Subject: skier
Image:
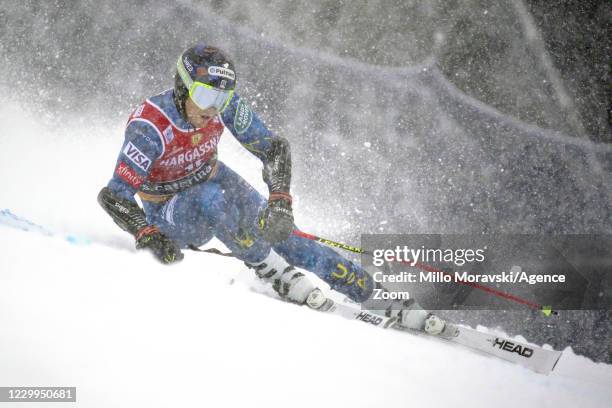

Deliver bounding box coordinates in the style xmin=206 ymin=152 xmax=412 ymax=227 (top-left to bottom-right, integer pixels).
xmin=97 ymin=43 xmax=455 ymax=337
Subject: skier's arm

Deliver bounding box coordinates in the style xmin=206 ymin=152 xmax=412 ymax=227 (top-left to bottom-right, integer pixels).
xmin=98 ymin=121 xmax=183 ymax=263
xmin=221 ymin=94 xmax=294 ymax=242
xmin=105 ymin=121 xmax=160 ymax=202
xmin=220 ymin=94 xmax=277 ymax=162
xmin=221 ymin=94 xmax=291 ymax=195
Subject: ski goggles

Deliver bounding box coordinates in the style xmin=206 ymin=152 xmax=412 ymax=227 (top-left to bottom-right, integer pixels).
xmin=177 ymin=56 xmax=234 ymax=112
xmin=188 ymin=82 xmax=234 ymax=112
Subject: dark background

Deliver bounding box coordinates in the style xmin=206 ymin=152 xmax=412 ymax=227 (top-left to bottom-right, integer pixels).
xmin=527 ymin=0 xmax=610 ymax=142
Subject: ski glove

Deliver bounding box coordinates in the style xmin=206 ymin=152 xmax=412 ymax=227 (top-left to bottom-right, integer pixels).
xmin=258 ymin=193 xmax=294 ymax=243
xmin=135 ymin=226 xmax=184 ymax=264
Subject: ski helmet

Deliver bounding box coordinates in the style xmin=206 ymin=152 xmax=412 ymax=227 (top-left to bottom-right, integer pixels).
xmin=173 ymin=44 xmax=237 ymax=121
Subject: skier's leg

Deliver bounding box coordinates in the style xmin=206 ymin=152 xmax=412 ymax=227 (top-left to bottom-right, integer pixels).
xmin=143 ymin=162 xmax=270 ymax=259
xmin=142 ymin=189 xmax=215 ymax=248
xmin=142 ymin=166 xmax=318 ymax=303
xmin=274 ymin=235 xmax=455 ymax=335
xmin=200 ymin=162 xmax=322 ymax=304
xmin=205 ymin=164 xmax=447 ymax=330
xmin=274 ymin=236 xmax=374 ymax=302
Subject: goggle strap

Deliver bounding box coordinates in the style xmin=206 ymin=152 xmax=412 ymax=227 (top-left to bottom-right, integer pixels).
xmin=177 ymin=55 xmax=194 ymax=89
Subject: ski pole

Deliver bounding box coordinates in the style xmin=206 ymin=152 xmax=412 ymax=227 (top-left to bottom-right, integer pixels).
xmin=291 ymin=230 xmax=558 ymax=316
xmin=292 ymin=230 xmax=369 ymax=254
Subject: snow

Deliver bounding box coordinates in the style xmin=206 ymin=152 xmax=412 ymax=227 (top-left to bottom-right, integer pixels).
xmin=1 ymin=104 xmax=611 ymax=408
xmin=1 ymin=225 xmax=611 ymax=408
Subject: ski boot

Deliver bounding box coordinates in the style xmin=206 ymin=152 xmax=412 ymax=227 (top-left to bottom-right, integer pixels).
xmin=390 ymin=298 xmax=459 ymax=338
xmin=246 ymin=249 xmax=333 ymax=310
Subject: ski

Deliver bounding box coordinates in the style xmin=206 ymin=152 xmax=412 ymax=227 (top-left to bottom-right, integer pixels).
xmin=449 ymin=326 xmax=562 ymax=374
xmin=312 ymin=298 xmax=562 ymax=375
xmin=394 ymin=322 xmax=562 ymax=374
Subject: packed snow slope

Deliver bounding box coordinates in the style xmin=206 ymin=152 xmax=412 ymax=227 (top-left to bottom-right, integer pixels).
xmin=1 ymin=104 xmax=611 ymax=408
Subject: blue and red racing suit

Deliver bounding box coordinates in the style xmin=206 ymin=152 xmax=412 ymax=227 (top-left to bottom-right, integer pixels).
xmin=105 ymin=89 xmax=373 ymax=302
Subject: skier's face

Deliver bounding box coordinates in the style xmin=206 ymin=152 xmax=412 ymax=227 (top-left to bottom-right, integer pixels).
xmin=185 ymin=97 xmax=219 ymax=128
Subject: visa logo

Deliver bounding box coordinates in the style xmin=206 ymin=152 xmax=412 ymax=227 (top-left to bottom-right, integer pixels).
xmin=122 ymin=141 xmax=152 ymax=172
